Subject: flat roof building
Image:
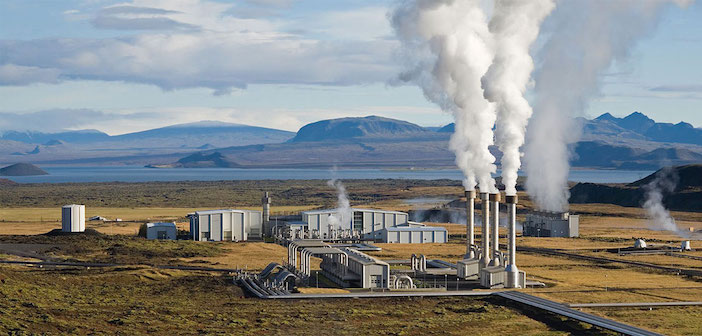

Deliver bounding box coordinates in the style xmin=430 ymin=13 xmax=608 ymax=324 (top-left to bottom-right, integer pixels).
xmin=523 ymin=212 xmax=579 ymax=238
xmin=381 ymin=225 xmax=448 ymax=244
xmin=189 ymin=209 xmax=262 ymax=242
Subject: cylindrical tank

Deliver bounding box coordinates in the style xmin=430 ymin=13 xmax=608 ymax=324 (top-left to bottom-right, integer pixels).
xmin=681 ymin=240 xmax=692 ymax=251
xmin=61 ymin=204 xmax=85 ymax=232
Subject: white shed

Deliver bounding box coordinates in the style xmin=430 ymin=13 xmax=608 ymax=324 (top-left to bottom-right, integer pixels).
xmin=189 ymin=209 xmax=262 ymax=242
xmin=146 ymin=222 xmax=177 ymax=240
xmin=301 ymin=208 xmax=409 ymax=239
xmin=61 ymin=204 xmax=85 ymax=232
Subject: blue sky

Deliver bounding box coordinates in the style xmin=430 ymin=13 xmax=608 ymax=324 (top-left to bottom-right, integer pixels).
xmin=0 ymin=0 xmax=700 ymax=135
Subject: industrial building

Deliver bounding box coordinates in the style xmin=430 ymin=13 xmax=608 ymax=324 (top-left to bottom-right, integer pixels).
xmin=286 ymin=239 xmax=390 ymax=289
xmin=61 ymin=204 xmax=85 ymax=233
xmin=145 ymin=222 xmax=177 ymax=240
xmin=189 ymin=209 xmax=262 ymax=242
xmin=380 ymin=225 xmax=447 ymax=244
xmin=272 ymin=208 xmax=446 ymax=243
xmin=321 ymin=247 xmax=390 ymax=288
xmin=523 ymin=212 xmax=579 ymax=237
xmin=301 ymin=208 xmax=409 ymax=239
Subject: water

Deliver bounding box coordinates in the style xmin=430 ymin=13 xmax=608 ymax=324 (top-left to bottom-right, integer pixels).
xmin=5 ymin=166 xmax=654 ymax=184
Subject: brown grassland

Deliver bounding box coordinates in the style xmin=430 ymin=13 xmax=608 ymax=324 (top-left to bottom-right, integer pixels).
xmin=0 ymin=180 xmax=701 ymax=334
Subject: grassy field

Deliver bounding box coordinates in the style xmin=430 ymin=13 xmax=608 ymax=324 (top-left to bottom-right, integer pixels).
xmin=0 ymin=265 xmax=574 ymax=335
xmin=1 ymin=179 xmax=701 ymax=334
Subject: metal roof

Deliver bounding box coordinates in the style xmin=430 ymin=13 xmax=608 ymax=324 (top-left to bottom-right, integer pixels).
xmin=146 ymin=222 xmax=176 ymax=228
xmin=382 ymin=226 xmax=447 ymax=232
xmin=194 ymin=209 xmax=261 ymax=215
xmin=341 ymin=247 xmax=389 ymax=266
xmin=302 ymin=208 xmax=407 ymax=215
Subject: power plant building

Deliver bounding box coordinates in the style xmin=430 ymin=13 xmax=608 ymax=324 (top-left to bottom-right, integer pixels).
xmin=523 ymin=212 xmax=579 ymax=238
xmin=145 ymin=222 xmax=177 ymax=240
xmin=320 ymin=247 xmax=390 ymax=288
xmin=301 ymin=208 xmax=409 ymax=240
xmin=61 ymin=204 xmax=85 ymax=233
xmin=381 ymin=225 xmax=447 ymax=244
xmin=189 ymin=209 xmax=262 ymax=242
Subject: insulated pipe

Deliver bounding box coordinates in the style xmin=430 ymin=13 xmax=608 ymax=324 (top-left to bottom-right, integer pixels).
xmin=480 ymin=192 xmax=491 ymax=269
xmin=464 ymin=190 xmax=477 ymax=259
xmin=489 ymin=193 xmax=501 ymax=267
xmin=505 ymin=195 xmax=520 ymax=288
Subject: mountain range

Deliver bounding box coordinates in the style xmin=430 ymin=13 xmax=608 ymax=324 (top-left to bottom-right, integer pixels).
xmin=0 ymin=112 xmax=700 ymax=170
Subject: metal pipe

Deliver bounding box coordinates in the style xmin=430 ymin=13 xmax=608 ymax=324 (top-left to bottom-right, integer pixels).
xmin=489 ymin=192 xmax=501 ymax=266
xmin=505 ymin=194 xmax=519 ymax=288
xmin=464 ymin=190 xmax=476 ymax=259
xmin=480 ymin=192 xmax=491 ymax=269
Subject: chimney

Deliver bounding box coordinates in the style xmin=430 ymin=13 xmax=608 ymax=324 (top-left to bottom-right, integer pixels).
xmin=489 ymin=192 xmax=501 ymax=266
xmin=505 ymin=194 xmax=520 ymax=288
xmin=262 ymin=192 xmax=271 ymax=232
xmin=464 ymin=190 xmax=476 ymax=259
xmin=480 ymin=192 xmax=491 ymax=269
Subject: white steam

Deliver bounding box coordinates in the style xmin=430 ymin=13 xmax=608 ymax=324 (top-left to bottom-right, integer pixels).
xmin=642 ymin=167 xmax=686 ymax=236
xmin=524 ymin=0 xmax=693 ymax=212
xmin=327 ymin=178 xmax=352 ymax=232
xmin=391 ymin=0 xmax=497 ymax=192
xmin=482 ymin=0 xmax=555 ymax=196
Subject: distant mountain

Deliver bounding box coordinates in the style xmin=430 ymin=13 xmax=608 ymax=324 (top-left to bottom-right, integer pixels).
xmin=1 ymin=129 xmax=109 ymax=144
xmin=108 ymin=121 xmax=294 ymax=148
xmin=0 ymin=163 xmax=48 ymax=176
xmin=592 ymin=112 xmax=702 ymax=145
xmin=0 ymin=121 xmax=294 ymax=149
xmin=290 ymin=116 xmax=428 ymax=142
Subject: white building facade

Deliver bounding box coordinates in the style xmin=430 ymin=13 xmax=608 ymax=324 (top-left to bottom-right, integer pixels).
xmin=189 ymin=209 xmax=262 ymax=242
xmin=146 ymin=222 xmax=177 ymax=240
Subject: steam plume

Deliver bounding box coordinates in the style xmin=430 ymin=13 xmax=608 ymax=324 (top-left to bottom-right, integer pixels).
xmin=391 ymin=0 xmax=497 ymax=192
xmin=642 ymin=167 xmax=686 ymax=236
xmin=482 ymin=0 xmax=555 ymax=196
xmin=327 ymin=177 xmax=352 ymax=232
xmin=524 ymin=0 xmax=693 ymax=211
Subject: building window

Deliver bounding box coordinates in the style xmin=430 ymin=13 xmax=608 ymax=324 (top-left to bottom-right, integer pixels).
xmin=200 ymin=232 xmax=210 ymax=241
xmin=223 ymin=231 xmax=232 ymax=240
xmin=157 ymin=230 xmax=167 ymax=239
xmin=353 ymin=212 xmax=363 ymax=231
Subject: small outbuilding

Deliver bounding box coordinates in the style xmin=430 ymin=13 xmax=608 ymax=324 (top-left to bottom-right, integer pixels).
xmin=62 ymin=204 xmax=85 ymax=233
xmin=146 ymin=222 xmax=177 ymax=240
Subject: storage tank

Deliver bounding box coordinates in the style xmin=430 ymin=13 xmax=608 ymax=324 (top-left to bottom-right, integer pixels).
xmin=681 ymin=240 xmax=692 ymax=251
xmin=634 ymin=238 xmax=647 ymax=249
xmin=62 ymin=204 xmax=86 ymax=232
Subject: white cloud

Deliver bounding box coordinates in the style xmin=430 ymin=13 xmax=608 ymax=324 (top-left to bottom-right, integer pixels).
xmin=0 ymin=64 xmax=61 ymax=86
xmin=0 ymin=0 xmax=397 ymax=93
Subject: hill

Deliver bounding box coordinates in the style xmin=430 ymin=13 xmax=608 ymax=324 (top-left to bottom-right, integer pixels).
xmin=290 ymin=116 xmax=428 ymax=142
xmin=569 ymin=164 xmax=702 ymax=211
xmin=1 ymin=129 xmax=109 ymax=144
xmin=0 ymin=163 xmax=49 ymax=176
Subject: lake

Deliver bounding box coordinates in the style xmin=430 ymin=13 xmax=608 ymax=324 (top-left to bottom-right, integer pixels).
xmin=5 ymin=166 xmax=654 ymax=184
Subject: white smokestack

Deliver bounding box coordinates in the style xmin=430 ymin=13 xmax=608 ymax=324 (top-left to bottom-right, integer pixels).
xmin=481 ymin=0 xmax=555 ymax=196
xmin=524 ymin=0 xmax=694 ymax=212
xmin=391 ymin=0 xmax=497 ymax=192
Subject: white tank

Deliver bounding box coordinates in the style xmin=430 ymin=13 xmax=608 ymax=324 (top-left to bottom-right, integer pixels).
xmin=681 ymin=240 xmax=692 ymax=251
xmin=62 ymin=204 xmax=86 ymax=232
xmin=634 ymin=238 xmax=647 ymax=249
